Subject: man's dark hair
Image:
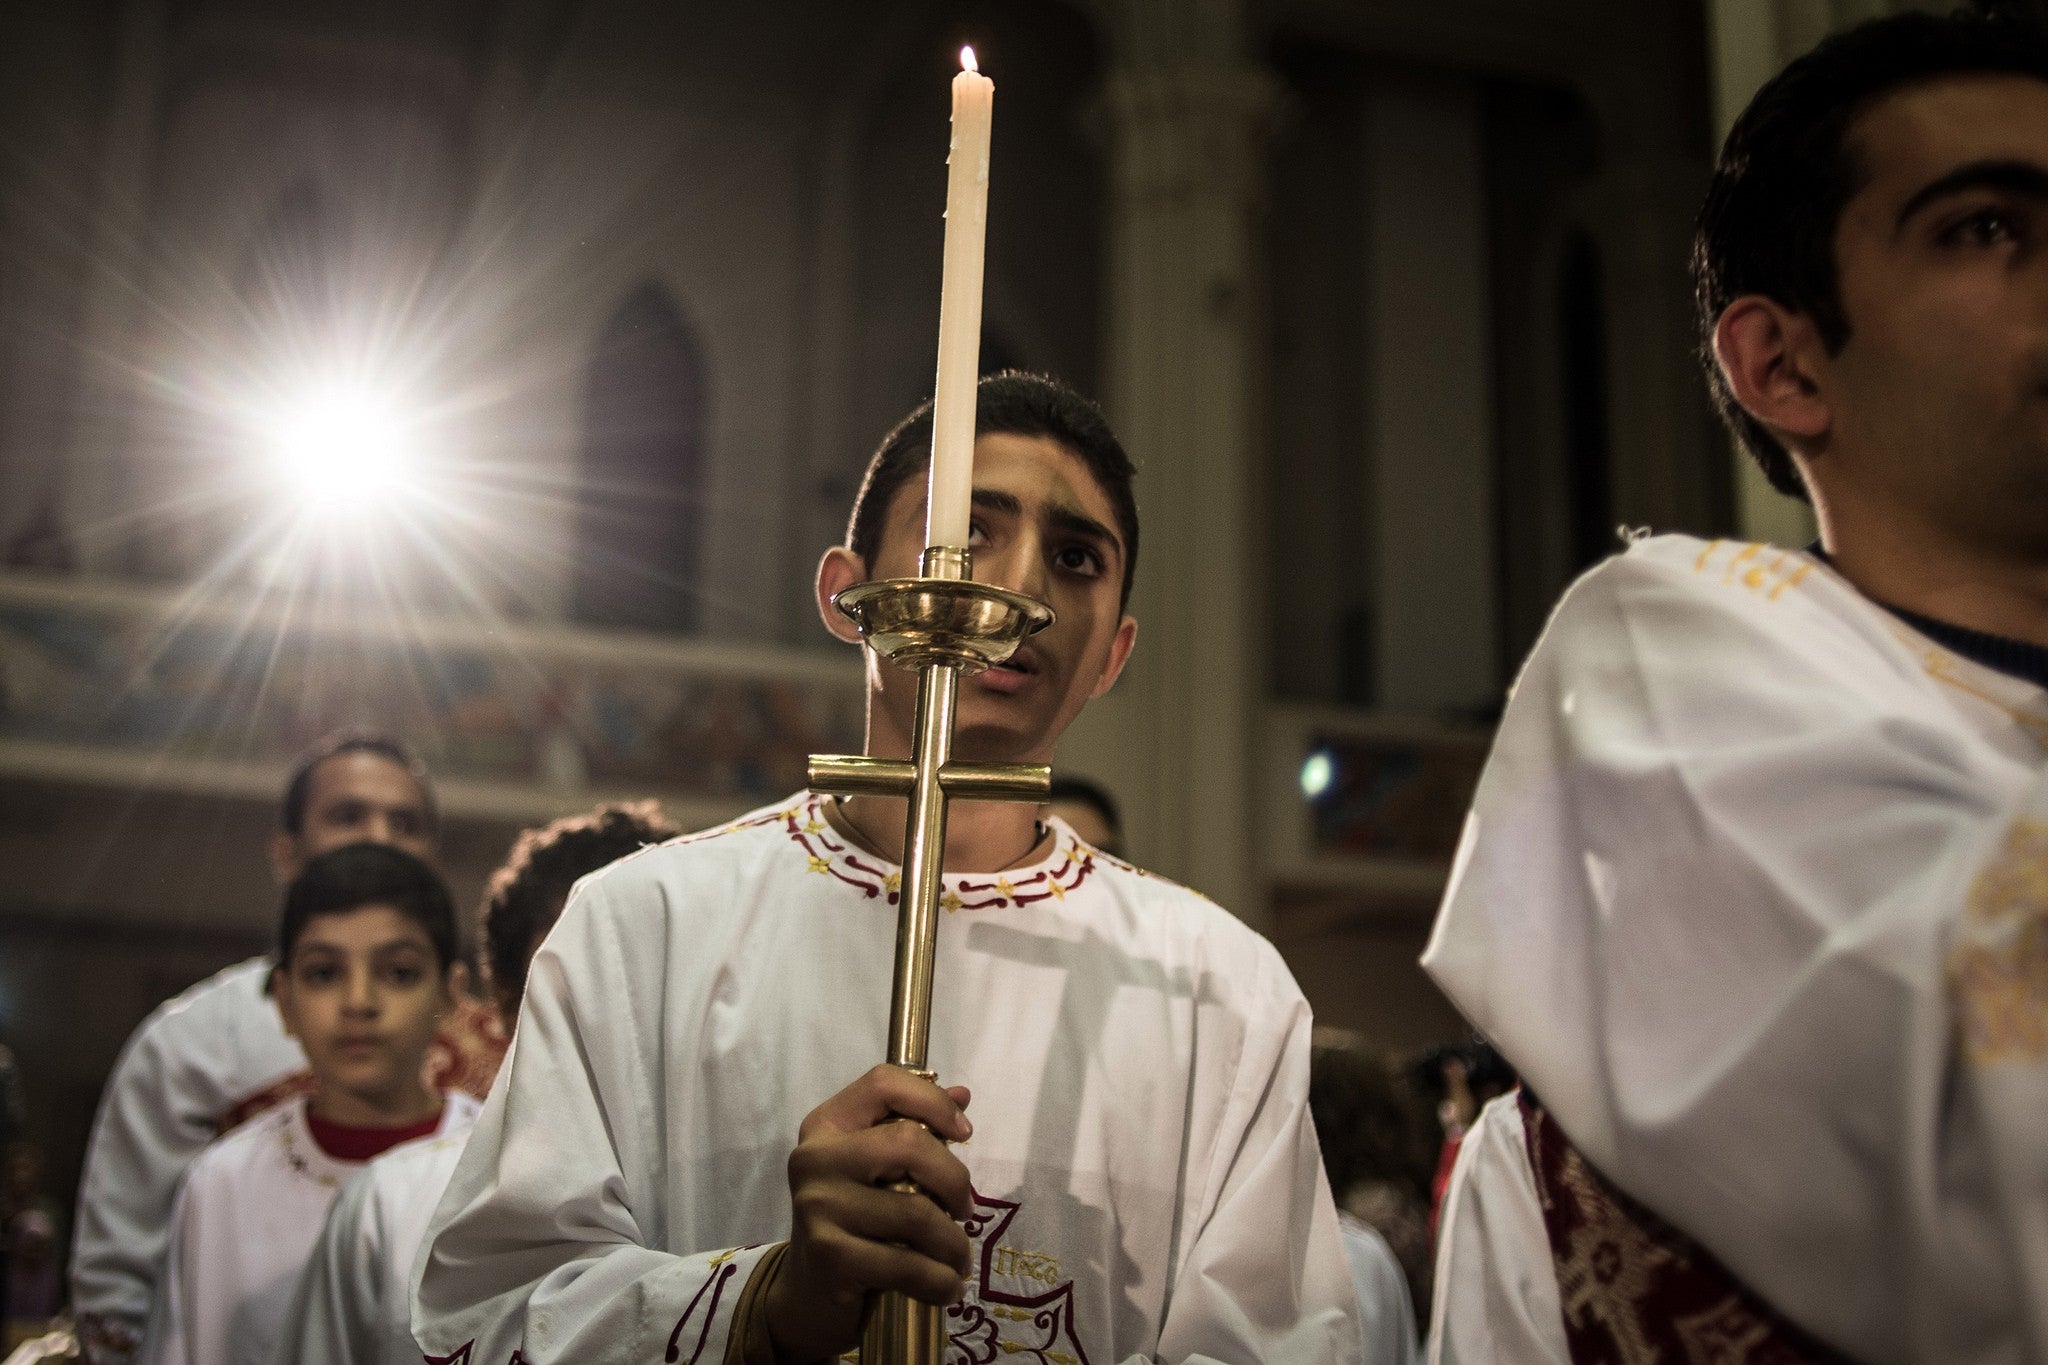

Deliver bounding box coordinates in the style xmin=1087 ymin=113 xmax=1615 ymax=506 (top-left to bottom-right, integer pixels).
xmin=280 ymin=730 xmax=437 ymax=835
xmin=845 ymin=371 xmax=1140 ymax=607
xmin=480 ymin=802 xmax=678 ymax=1011
xmin=279 ymin=842 xmax=459 ymax=971
xmin=1692 ymin=8 xmax=2048 ymax=499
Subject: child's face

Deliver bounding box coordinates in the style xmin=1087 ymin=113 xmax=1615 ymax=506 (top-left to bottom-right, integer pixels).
xmin=275 ymin=903 xmax=449 ymax=1114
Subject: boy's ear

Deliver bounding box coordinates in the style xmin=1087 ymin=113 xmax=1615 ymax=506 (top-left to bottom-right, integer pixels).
xmin=271 ymin=971 xmax=300 ymax=1040
xmin=815 ymin=547 xmax=869 ymax=646
xmin=1090 ymin=616 xmax=1138 ymax=699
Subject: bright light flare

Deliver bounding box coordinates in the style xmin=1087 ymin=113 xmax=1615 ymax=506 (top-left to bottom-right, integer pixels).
xmin=1300 ymin=749 xmax=1336 ymax=801
xmin=263 ymin=385 xmax=422 ymax=513
xmin=961 ymin=45 xmax=978 ymax=73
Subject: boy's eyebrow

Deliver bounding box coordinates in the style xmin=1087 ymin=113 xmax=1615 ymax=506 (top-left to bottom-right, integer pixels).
xmin=970 ymin=488 xmax=1124 ymax=556
xmin=1047 ymin=505 xmax=1122 ymax=555
xmin=1895 ymin=158 xmax=2048 ymax=233
xmin=970 ymin=488 xmax=1024 ymax=517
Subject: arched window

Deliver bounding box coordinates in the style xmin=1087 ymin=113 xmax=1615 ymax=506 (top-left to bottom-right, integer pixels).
xmin=572 ymin=284 xmax=707 ymax=632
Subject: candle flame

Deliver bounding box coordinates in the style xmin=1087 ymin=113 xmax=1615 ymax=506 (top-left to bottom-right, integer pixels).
xmin=961 ymin=45 xmax=978 ymax=73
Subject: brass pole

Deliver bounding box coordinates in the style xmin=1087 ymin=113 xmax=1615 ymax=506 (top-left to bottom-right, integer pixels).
xmin=810 ymin=544 xmax=1051 ymax=1365
xmin=863 ymin=547 xmax=963 ymax=1364
xmin=887 ymin=657 xmax=956 ymax=1071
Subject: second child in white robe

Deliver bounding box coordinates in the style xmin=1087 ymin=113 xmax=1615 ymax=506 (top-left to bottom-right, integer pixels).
xmin=414 ymin=796 xmax=1365 ymax=1363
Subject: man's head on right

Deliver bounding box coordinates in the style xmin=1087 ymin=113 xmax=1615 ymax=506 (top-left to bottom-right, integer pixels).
xmin=1696 ymin=11 xmax=2048 ymax=556
xmin=270 ymin=732 xmax=437 ymax=884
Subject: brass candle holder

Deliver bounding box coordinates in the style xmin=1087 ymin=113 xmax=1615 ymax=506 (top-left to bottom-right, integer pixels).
xmin=808 ymin=545 xmax=1053 ymax=1365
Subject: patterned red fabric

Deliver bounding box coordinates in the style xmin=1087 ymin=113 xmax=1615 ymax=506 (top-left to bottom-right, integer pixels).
xmin=1518 ymin=1093 xmax=1857 ymax=1365
xmin=425 ymin=994 xmax=510 ymax=1099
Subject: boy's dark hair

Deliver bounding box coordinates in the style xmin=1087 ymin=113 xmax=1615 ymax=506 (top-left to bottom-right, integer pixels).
xmin=481 ymin=802 xmax=678 ymax=1010
xmin=1308 ymin=1041 xmax=1429 ymax=1204
xmin=279 ymin=842 xmax=458 ymax=971
xmin=845 ymin=371 xmax=1140 ymax=608
xmin=1692 ymin=9 xmax=2048 ymax=499
xmin=280 ymin=730 xmax=437 ymax=836
xmin=1047 ymin=775 xmax=1122 ymax=836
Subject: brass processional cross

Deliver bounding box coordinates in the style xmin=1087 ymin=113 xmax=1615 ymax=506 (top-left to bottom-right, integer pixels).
xmin=807 ymin=543 xmax=1054 ymax=1364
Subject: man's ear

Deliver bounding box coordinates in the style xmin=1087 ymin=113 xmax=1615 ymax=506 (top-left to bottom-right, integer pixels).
xmin=268 ymin=831 xmax=300 ymax=887
xmin=1713 ymin=297 xmax=1833 ymax=446
xmin=815 ymin=547 xmax=869 ymax=646
xmin=1090 ymin=616 xmax=1138 ymax=699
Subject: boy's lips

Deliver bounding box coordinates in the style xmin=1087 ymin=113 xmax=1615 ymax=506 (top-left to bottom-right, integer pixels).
xmin=973 ymin=644 xmax=1043 ymax=695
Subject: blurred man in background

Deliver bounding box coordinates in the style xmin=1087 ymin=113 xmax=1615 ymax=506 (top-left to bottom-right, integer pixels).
xmin=69 ymin=733 xmax=441 ymax=1364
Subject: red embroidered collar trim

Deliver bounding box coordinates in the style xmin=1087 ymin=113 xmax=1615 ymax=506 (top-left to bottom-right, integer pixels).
xmin=781 ymin=792 xmax=1100 ymax=911
xmin=306 ymin=1106 xmax=443 ymax=1163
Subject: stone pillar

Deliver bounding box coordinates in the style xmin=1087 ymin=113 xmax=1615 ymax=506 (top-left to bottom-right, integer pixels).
xmin=1060 ymin=27 xmax=1281 ymax=925
xmin=1360 ymin=74 xmax=1498 ymax=713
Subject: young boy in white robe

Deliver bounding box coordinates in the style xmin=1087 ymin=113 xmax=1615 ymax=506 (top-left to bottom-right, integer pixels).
xmin=1423 ymin=12 xmax=2048 ymax=1363
xmin=143 ymin=843 xmax=478 ymax=1365
xmin=414 ymin=372 xmax=1366 ymax=1362
xmin=270 ymin=802 xmax=678 ymax=1365
xmin=69 ymin=734 xmax=442 ymax=1365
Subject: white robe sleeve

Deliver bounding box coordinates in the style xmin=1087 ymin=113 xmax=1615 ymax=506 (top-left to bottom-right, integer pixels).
xmin=1153 ymin=947 xmax=1368 ymax=1364
xmin=1423 ymin=544 xmax=2048 ymax=1364
xmin=270 ymin=1169 xmax=386 ymax=1365
xmin=74 ymin=1022 xmax=203 ymax=1363
xmin=411 ymin=879 xmax=776 ymax=1365
xmin=72 ymin=960 xmax=302 ymax=1364
xmin=1425 ymin=1095 xmax=1567 ymax=1365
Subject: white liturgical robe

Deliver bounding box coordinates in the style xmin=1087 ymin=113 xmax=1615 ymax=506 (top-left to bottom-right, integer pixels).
xmin=414 ymin=795 xmax=1365 ymax=1364
xmin=73 ymin=958 xmax=309 ymax=1362
xmin=1339 ymin=1213 xmax=1419 ymax=1365
xmin=1423 ymin=534 xmax=2048 ymax=1364
xmin=146 ymin=1092 xmax=478 ymax=1365
xmin=272 ymin=1132 xmax=470 ymax=1365
xmin=1424 ymin=1094 xmax=1566 ymax=1365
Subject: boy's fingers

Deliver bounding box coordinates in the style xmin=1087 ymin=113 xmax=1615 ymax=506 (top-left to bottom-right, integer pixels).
xmin=802 ymin=1064 xmax=973 ymax=1142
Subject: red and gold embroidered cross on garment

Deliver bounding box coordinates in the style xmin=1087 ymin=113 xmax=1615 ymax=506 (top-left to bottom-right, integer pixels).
xmin=1519 ymin=1093 xmax=1856 ymax=1365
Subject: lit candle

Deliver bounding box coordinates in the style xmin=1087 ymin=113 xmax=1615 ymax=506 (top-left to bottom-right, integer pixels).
xmin=925 ymin=46 xmax=994 ymax=552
